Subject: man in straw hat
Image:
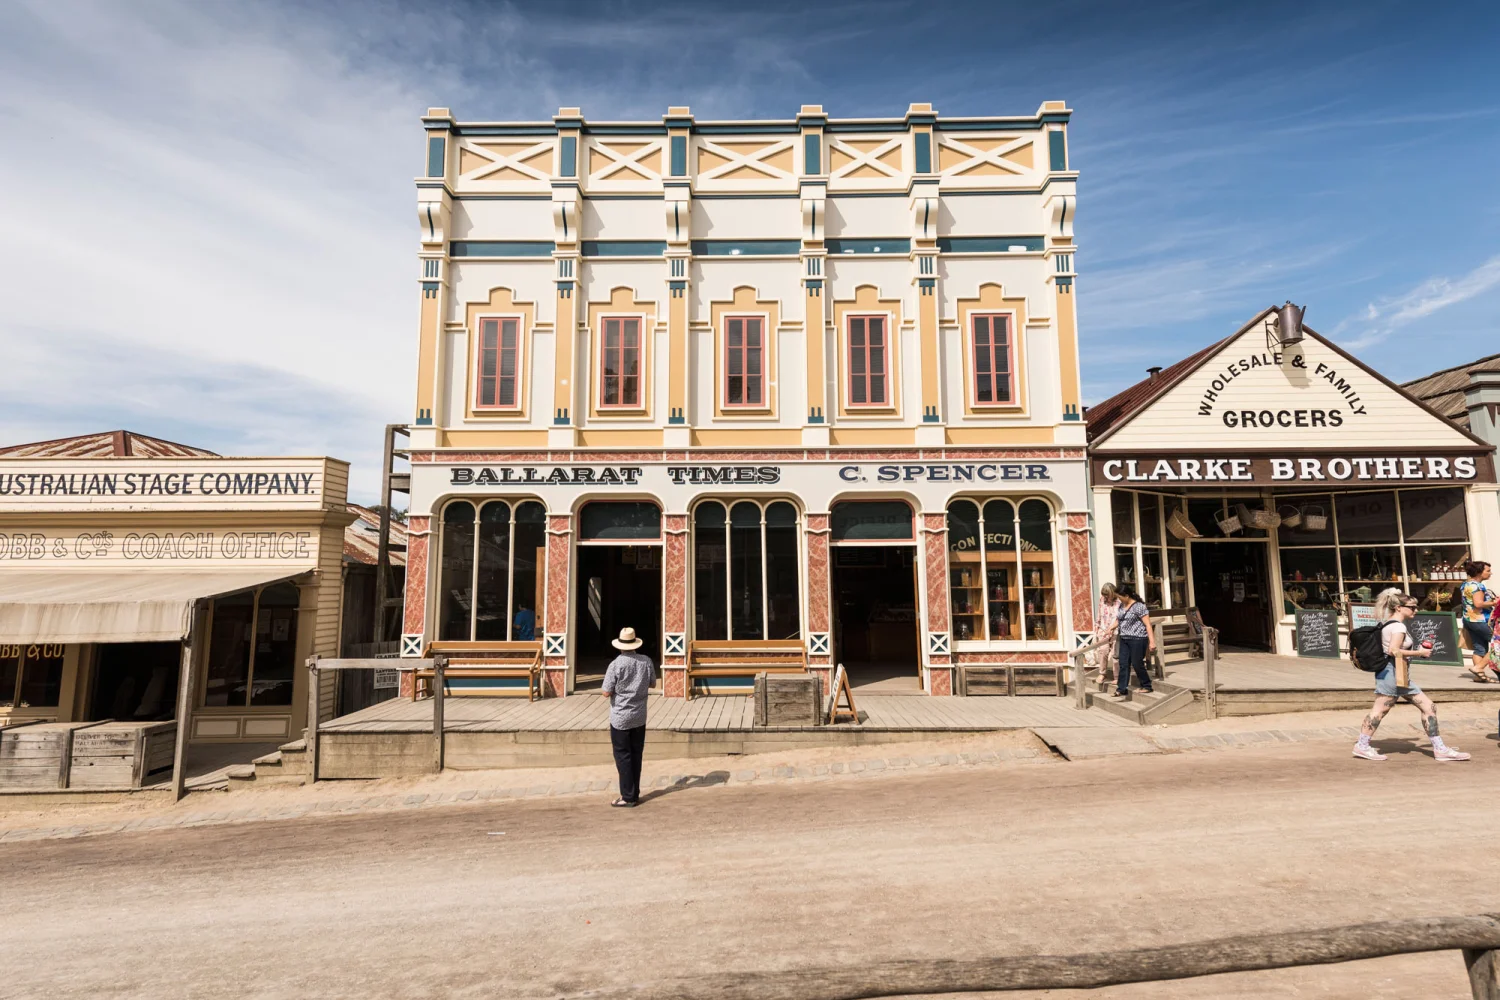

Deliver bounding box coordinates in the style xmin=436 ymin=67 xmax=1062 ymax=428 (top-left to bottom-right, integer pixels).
xmin=602 ymin=626 xmax=656 ymax=807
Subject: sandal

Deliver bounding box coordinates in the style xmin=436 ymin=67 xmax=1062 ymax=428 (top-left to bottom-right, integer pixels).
xmin=1467 ymin=670 xmax=1497 ymax=683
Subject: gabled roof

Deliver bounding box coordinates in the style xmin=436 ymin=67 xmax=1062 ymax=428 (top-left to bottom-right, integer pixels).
xmin=1401 ymin=353 xmax=1500 ymax=431
xmin=0 ymin=430 xmax=218 ymax=459
xmin=1085 ymin=309 xmax=1271 ymax=442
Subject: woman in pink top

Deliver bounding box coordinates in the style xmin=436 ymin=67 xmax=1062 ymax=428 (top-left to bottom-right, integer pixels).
xmin=1089 ymin=583 xmax=1122 ymax=691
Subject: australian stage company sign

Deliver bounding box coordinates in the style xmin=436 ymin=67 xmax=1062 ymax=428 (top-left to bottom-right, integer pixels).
xmin=1094 ymin=453 xmax=1492 ymax=485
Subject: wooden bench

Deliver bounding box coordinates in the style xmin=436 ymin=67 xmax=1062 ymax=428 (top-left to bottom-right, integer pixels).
xmin=1150 ymin=607 xmax=1207 ymax=678
xmin=685 ymin=640 xmax=807 ymax=699
xmin=415 ymin=641 xmax=544 ymax=701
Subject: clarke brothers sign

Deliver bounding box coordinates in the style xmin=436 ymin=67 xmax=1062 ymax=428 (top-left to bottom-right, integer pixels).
xmin=1094 ymin=453 xmax=1493 ymax=486
xmin=449 ymin=462 xmax=1053 ymax=488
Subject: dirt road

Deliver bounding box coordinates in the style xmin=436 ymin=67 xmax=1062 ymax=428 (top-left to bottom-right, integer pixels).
xmin=5 ymin=735 xmax=1498 ymax=999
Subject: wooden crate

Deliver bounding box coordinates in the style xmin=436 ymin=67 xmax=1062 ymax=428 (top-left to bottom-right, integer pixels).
xmin=69 ymin=722 xmax=177 ymax=789
xmin=958 ymin=667 xmax=1011 ymax=696
xmin=0 ymin=722 xmax=79 ymax=789
xmin=753 ymin=672 xmax=821 ymax=727
xmin=1011 ymin=665 xmax=1066 ymax=697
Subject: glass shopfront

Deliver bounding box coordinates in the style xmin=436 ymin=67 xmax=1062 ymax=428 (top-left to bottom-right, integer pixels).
xmin=946 ymin=497 xmax=1059 ymax=643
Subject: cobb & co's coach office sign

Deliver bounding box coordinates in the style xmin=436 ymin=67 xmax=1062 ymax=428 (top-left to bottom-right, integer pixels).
xmin=1093 ymin=453 xmax=1494 ymax=486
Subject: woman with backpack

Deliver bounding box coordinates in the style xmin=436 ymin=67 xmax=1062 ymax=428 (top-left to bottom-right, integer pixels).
xmin=1351 ymin=589 xmax=1470 ymax=762
xmin=1459 ymin=560 xmax=1497 ymax=682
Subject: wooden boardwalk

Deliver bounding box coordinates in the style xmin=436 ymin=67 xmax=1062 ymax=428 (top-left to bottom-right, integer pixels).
xmin=321 ymin=692 xmax=1130 ymax=735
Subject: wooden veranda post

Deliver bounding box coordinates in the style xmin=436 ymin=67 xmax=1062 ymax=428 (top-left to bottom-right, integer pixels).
xmin=170 ymin=600 xmax=201 ymax=802
xmin=1466 ymin=946 xmax=1500 ymax=999
xmin=306 ymin=655 xmax=321 ymax=783
xmin=1203 ymin=627 xmax=1219 ymax=721
xmin=432 ymin=655 xmax=446 ymax=772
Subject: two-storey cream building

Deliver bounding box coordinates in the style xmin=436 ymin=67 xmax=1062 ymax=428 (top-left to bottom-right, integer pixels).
xmin=402 ymin=102 xmax=1092 ymax=697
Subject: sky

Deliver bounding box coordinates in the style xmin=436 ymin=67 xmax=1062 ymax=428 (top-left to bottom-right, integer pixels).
xmin=1 ymin=0 xmax=1496 ymax=500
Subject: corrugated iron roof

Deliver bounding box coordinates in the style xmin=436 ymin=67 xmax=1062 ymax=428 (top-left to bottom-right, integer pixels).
xmin=344 ymin=503 xmax=407 ymax=567
xmin=0 ymin=430 xmax=218 ymax=458
xmin=1084 ymin=320 xmax=1253 ymax=442
xmin=1401 ymin=353 xmax=1500 ymax=430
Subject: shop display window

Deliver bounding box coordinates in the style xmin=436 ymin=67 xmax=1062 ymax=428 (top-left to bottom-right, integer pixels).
xmin=1334 ymin=491 xmax=1398 ymax=544
xmin=1276 ymin=494 xmax=1335 ymax=545
xmin=1406 ymin=544 xmax=1470 ymax=613
xmin=1165 ymin=548 xmax=1189 ymax=608
xmin=946 ymin=497 xmax=1057 ymax=643
xmin=1279 ymin=548 xmax=1339 ymax=611
xmin=203 ymin=585 xmax=301 ymax=708
xmin=693 ymin=499 xmax=802 ymax=641
xmin=0 ymin=642 xmax=65 ymax=709
xmin=1138 ymin=493 xmax=1162 ymax=547
xmin=438 ymin=499 xmax=549 ymax=642
xmin=1111 ymin=491 xmax=1190 ymax=608
xmin=1141 ymin=549 xmax=1164 ymax=608
xmin=1399 ymin=488 xmax=1467 ymax=542
xmin=830 ymin=500 xmax=912 ymax=541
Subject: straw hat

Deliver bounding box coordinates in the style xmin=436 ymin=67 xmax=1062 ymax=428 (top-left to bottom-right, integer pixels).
xmin=611 ymin=627 xmax=643 ymax=651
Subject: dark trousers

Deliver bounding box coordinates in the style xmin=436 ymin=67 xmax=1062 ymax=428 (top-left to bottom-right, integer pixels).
xmin=610 ymin=724 xmax=647 ymax=803
xmin=1116 ymin=636 xmax=1152 ymax=694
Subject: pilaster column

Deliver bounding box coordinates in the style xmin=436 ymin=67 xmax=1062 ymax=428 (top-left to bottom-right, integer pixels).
xmin=550 ymin=107 xmax=584 ymax=449
xmin=920 ymin=511 xmax=954 ymax=695
xmin=661 ymin=512 xmax=689 ymax=697
xmin=543 ymin=512 xmax=573 ymax=697
xmin=1064 ymin=511 xmax=1095 ymax=638
xmin=414 ymin=109 xmax=453 ymax=437
xmin=664 ymin=106 xmax=694 ymax=448
xmin=907 ymin=104 xmax=944 ymax=446
xmin=398 ymin=513 xmax=432 ymax=696
xmin=798 ymin=105 xmax=830 ymax=447
xmin=1047 ymin=193 xmax=1082 ymax=425
xmin=804 ymin=511 xmax=832 ymax=692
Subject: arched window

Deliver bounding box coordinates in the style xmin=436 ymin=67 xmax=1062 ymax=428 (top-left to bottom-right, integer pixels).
xmin=947 ymin=497 xmax=1057 ymax=642
xmin=693 ymin=499 xmax=801 ymax=641
xmin=439 ymin=499 xmax=547 ymax=642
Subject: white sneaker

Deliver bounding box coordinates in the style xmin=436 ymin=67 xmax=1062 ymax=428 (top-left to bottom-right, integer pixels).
xmin=1352 ymin=744 xmax=1386 ymax=761
xmin=1434 ymin=746 xmax=1470 ymax=762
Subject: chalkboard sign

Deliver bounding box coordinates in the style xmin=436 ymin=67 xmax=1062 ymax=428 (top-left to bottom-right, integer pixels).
xmin=1294 ymin=609 xmax=1341 ymax=659
xmin=1348 ymin=602 xmax=1379 ymax=631
xmin=1405 ymin=612 xmax=1462 ymax=666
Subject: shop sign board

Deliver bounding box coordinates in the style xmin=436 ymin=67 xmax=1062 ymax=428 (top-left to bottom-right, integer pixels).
xmin=0 ymin=526 xmax=317 ymax=567
xmin=448 ymin=461 xmax=1055 ymax=489
xmin=0 ymin=459 xmax=336 ymax=512
xmin=1092 ymin=452 xmax=1495 ymax=486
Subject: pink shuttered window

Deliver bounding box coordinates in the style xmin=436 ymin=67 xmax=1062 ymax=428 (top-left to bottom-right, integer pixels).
xmin=971 ymin=314 xmax=1013 ymax=405
xmin=600 ymin=317 xmax=642 ymax=408
xmin=724 ymin=317 xmax=764 ymax=407
xmin=476 ymin=318 xmax=520 ymax=409
xmin=846 ymin=315 xmax=888 ymax=407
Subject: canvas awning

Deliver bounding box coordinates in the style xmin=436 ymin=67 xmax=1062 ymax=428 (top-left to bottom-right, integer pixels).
xmin=0 ymin=569 xmax=310 ymax=644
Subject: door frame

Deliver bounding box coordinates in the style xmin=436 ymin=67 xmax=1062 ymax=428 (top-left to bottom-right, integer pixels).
xmin=828 ymin=543 xmax=921 ymax=675
xmin=570 ymin=540 xmax=665 ymax=690
xmin=1185 ymin=537 xmax=1274 ymax=649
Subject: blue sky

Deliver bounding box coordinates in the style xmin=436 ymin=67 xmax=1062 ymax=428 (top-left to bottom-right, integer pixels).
xmin=1 ymin=0 xmax=1496 ymax=499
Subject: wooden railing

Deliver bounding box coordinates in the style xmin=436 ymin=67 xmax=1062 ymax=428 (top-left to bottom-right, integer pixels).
xmin=1073 ymin=626 xmax=1220 ymax=720
xmin=305 ymin=655 xmax=442 ymax=783
xmin=557 ymin=913 xmax=1500 ymax=999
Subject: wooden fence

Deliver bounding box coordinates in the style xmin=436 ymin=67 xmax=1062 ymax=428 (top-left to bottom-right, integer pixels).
xmin=305 ymin=655 xmax=442 ymax=783
xmin=558 ymin=913 xmax=1500 ymax=999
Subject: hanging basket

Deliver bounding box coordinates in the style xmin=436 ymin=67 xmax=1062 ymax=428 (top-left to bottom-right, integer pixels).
xmin=1301 ymin=505 xmax=1328 ymax=531
xmin=1236 ymin=503 xmax=1282 ymax=530
xmin=1167 ymin=507 xmax=1201 ymax=540
xmin=1277 ymin=505 xmax=1303 ymax=529
xmin=1215 ymin=508 xmax=1242 ymax=535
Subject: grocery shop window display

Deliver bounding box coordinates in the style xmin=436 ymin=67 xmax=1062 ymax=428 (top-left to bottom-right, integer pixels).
xmin=1110 ymin=490 xmax=1190 ymax=609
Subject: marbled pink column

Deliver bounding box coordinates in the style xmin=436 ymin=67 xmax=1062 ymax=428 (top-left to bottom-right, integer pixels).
xmin=804 ymin=513 xmax=831 ymax=669
xmin=543 ymin=513 xmax=573 ymax=696
xmin=1067 ymin=513 xmax=1095 ymax=635
xmin=921 ymin=512 xmax=953 ymax=695
xmin=399 ymin=516 xmax=430 ymax=699
xmin=661 ymin=513 xmax=689 ymax=698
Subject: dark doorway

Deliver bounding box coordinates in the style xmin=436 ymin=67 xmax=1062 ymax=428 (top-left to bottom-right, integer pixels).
xmin=89 ymin=642 xmax=181 ymax=721
xmin=1189 ymin=542 xmax=1272 ymax=650
xmin=831 ymin=546 xmax=920 ymax=690
xmin=573 ymin=545 xmax=662 ymax=689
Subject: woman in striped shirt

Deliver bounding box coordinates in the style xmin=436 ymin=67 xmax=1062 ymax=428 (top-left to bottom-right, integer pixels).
xmin=1114 ymin=587 xmax=1155 ymax=698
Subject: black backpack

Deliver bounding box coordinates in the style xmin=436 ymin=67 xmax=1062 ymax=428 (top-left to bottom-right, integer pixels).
xmin=1349 ymin=623 xmax=1393 ymax=672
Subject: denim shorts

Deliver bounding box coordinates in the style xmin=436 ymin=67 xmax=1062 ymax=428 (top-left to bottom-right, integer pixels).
xmin=1374 ymin=663 xmax=1421 ymax=699
xmin=1462 ymin=619 xmax=1493 ymax=651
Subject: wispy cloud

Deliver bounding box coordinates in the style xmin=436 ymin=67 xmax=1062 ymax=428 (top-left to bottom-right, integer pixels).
xmin=1334 ymin=255 xmax=1500 ymax=350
